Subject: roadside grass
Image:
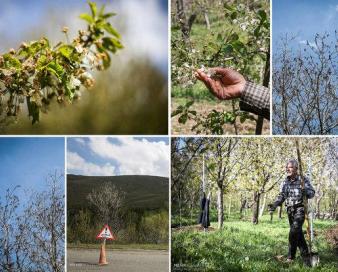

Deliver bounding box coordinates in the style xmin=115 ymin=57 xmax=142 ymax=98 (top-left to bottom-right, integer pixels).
xmin=172 ymin=216 xmax=337 ymax=272
xmin=67 ymin=242 xmax=168 ymax=251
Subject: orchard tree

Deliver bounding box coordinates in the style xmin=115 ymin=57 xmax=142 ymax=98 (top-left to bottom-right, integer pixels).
xmin=171 ymin=0 xmax=270 ymax=134
xmin=171 ymin=137 xmax=207 ymax=226
xmin=205 ymin=138 xmax=239 ymax=229
xmin=0 ymin=2 xmax=123 ymax=127
xmin=0 ymin=172 xmax=65 ymax=272
xmin=273 ymin=33 xmax=338 ymax=135
xmin=25 ymin=172 xmax=65 ymax=272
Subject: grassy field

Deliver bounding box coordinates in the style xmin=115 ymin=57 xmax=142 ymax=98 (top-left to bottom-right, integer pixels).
xmin=171 ymin=216 xmax=337 ymax=272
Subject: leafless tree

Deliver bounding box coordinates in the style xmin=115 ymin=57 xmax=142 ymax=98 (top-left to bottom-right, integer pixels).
xmin=273 ymin=33 xmax=338 ymax=134
xmin=87 ymin=183 xmax=125 ymax=233
xmin=0 ymin=172 xmax=65 ymax=272
xmin=25 ymin=172 xmax=65 ymax=272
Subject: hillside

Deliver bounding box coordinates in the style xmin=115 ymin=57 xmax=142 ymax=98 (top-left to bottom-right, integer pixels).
xmin=67 ymin=174 xmax=168 ymax=211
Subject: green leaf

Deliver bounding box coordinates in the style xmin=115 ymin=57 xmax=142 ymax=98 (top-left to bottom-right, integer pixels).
xmin=102 ymin=12 xmax=116 ymax=19
xmin=102 ymin=23 xmax=121 ymax=39
xmin=171 ymin=105 xmax=184 ymax=117
xmin=254 ymin=26 xmax=261 ymax=37
xmin=102 ymin=52 xmax=111 ymax=69
xmin=185 ymin=100 xmax=194 ymax=108
xmin=258 ymin=10 xmax=267 ymax=22
xmin=178 ymin=113 xmax=188 ymax=124
xmin=99 ymin=4 xmax=106 ymax=16
xmin=3 ymin=54 xmax=21 ymax=69
xmin=102 ymin=37 xmax=123 ymax=53
xmin=47 ymin=61 xmax=64 ymax=79
xmin=36 ymin=55 xmax=48 ymax=70
xmin=58 ymin=45 xmax=75 ymax=59
xmin=229 ymin=33 xmax=239 ymax=42
xmin=240 ymin=115 xmax=247 ymax=123
xmin=222 ymin=44 xmax=233 ymax=54
xmin=79 ymin=13 xmax=94 ymax=24
xmin=230 ymin=11 xmax=237 ymax=20
xmin=88 ymin=1 xmax=97 ymax=18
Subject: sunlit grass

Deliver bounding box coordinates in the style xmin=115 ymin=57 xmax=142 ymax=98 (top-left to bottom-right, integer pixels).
xmin=172 ymin=216 xmax=337 ymax=272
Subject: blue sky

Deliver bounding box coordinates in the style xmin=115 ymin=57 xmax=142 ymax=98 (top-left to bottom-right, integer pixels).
xmin=67 ymin=137 xmax=169 ymax=177
xmin=0 ymin=137 xmax=65 ymax=199
xmin=0 ymin=0 xmax=168 ymax=75
xmin=273 ymin=0 xmax=338 ymax=49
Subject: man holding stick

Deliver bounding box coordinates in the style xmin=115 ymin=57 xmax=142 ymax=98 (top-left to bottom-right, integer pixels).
xmin=268 ymin=159 xmax=315 ymax=266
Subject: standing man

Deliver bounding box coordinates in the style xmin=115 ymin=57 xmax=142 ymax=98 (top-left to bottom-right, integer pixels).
xmin=268 ymin=159 xmax=315 ymax=266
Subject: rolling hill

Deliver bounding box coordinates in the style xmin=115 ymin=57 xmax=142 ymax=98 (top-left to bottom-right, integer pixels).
xmin=67 ymin=174 xmax=169 ymax=211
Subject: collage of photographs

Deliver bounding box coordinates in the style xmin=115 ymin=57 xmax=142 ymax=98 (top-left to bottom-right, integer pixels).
xmin=0 ymin=0 xmax=337 ymax=272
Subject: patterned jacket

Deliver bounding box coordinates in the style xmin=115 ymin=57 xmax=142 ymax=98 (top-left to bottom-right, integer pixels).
xmin=273 ymin=175 xmax=315 ymax=208
xmin=239 ymin=82 xmax=270 ymax=120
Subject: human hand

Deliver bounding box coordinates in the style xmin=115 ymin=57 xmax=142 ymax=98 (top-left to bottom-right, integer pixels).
xmin=195 ymin=67 xmax=246 ymax=100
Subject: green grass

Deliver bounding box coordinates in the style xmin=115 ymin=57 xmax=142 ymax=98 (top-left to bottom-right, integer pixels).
xmin=171 ymin=82 xmax=215 ymax=101
xmin=68 ymin=242 xmax=168 ymax=251
xmin=172 ymin=216 xmax=337 ymax=272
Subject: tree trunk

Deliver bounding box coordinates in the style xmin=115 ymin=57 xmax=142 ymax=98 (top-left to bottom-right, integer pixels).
xmin=259 ymin=193 xmax=267 ymax=218
xmin=252 ymin=191 xmax=260 ymax=224
xmin=203 ymin=11 xmax=210 ymax=29
xmin=176 ymin=0 xmax=195 ymax=45
xmin=278 ymin=204 xmax=283 ymax=219
xmin=228 ymin=195 xmax=232 ymax=216
xmin=239 ymin=195 xmax=247 ymax=219
xmin=217 ymin=185 xmax=224 ymax=229
xmin=179 ymin=189 xmax=182 ymax=227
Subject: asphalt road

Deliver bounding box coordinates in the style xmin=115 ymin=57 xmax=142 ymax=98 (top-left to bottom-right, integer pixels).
xmin=67 ymin=248 xmax=169 ymax=272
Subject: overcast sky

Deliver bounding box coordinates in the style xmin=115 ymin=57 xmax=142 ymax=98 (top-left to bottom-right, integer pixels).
xmin=0 ymin=0 xmax=168 ymax=75
xmin=273 ymin=0 xmax=338 ymax=49
xmin=0 ymin=138 xmax=65 ymax=199
xmin=67 ymin=137 xmax=169 ymax=177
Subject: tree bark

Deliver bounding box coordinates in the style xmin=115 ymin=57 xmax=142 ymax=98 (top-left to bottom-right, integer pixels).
xmin=278 ymin=204 xmax=283 ymax=219
xmin=252 ymin=191 xmax=260 ymax=224
xmin=217 ymin=185 xmax=224 ymax=229
xmin=239 ymin=195 xmax=247 ymax=219
xmin=259 ymin=193 xmax=267 ymax=218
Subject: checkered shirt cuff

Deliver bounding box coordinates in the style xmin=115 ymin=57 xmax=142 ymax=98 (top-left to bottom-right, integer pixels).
xmin=239 ymin=81 xmax=270 ymax=120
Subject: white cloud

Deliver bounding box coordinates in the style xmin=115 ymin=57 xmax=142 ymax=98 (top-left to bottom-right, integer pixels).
xmin=67 ymin=151 xmax=115 ymax=176
xmin=87 ymin=137 xmax=169 ymax=177
xmin=336 ymin=5 xmax=338 ymax=12
xmin=298 ymin=40 xmax=317 ymax=49
xmin=74 ymin=138 xmax=86 ymax=145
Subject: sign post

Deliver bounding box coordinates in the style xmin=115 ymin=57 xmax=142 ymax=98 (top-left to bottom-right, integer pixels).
xmin=96 ymin=224 xmax=115 ymax=265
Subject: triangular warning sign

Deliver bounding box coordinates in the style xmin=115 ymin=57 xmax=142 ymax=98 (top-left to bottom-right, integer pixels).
xmin=96 ymin=224 xmax=115 ymax=240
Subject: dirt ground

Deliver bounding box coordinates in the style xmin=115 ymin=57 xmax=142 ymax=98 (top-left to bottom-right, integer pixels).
xmin=171 ymin=100 xmax=270 ymax=135
xmin=67 ymin=248 xmax=169 ymax=272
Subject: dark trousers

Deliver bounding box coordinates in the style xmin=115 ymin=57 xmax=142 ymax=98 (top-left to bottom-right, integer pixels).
xmin=287 ymin=206 xmax=309 ymax=259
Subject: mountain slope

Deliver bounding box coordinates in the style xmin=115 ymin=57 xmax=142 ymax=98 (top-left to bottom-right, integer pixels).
xmin=67 ymin=174 xmax=169 ymax=211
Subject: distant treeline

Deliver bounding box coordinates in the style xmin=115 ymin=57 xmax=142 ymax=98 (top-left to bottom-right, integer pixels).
xmin=68 ymin=207 xmax=168 ymax=245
